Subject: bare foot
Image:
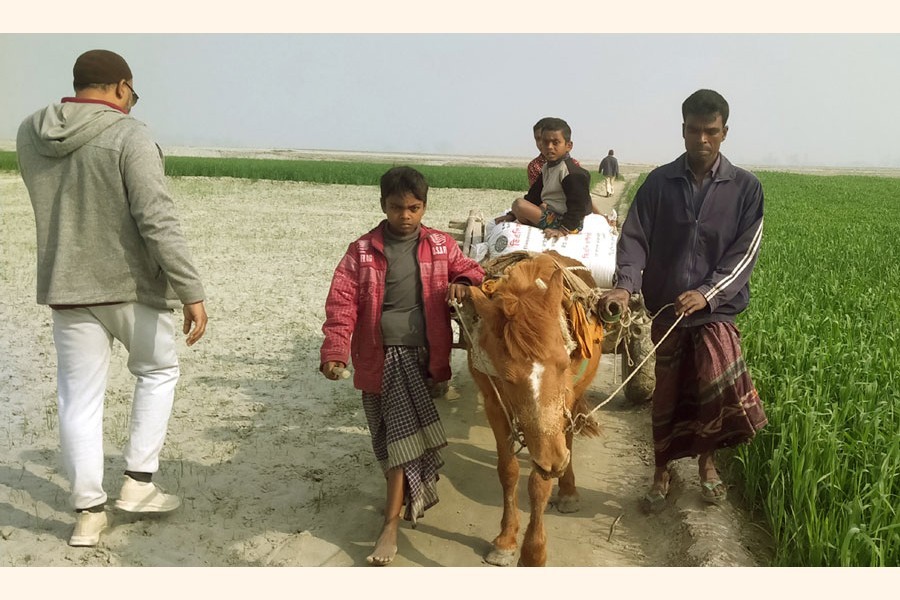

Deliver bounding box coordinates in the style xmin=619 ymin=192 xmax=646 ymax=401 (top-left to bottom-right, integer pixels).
xmin=366 ymin=520 xmax=398 ymax=566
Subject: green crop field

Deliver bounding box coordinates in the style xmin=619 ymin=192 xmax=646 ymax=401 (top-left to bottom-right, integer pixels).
xmin=0 ymin=150 xmax=18 ymax=172
xmin=0 ymin=151 xmax=529 ymax=191
xmin=736 ymin=171 xmax=900 ymax=566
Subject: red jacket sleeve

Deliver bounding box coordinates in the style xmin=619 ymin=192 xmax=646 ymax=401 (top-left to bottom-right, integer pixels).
xmin=447 ymin=240 xmax=484 ymax=287
xmin=320 ymin=243 xmax=360 ymax=366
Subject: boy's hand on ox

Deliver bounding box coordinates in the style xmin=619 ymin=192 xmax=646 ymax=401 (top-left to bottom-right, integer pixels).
xmin=446 ymin=282 xmax=471 ymax=304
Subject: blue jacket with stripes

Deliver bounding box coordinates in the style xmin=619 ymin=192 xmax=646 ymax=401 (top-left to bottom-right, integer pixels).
xmin=614 ymin=153 xmax=764 ymax=327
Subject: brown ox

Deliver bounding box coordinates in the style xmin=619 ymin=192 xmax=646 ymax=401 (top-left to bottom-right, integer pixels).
xmin=464 ymin=251 xmax=602 ymax=567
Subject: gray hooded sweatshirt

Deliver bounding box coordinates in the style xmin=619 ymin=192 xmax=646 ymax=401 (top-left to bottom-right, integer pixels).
xmin=16 ymin=100 xmax=205 ymax=309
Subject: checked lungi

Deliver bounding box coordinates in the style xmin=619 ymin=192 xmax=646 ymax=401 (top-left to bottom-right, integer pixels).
xmin=362 ymin=346 xmax=447 ymax=525
xmin=650 ymin=321 xmax=768 ymax=467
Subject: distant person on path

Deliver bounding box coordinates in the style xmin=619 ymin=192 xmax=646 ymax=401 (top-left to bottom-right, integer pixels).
xmin=599 ymin=89 xmax=768 ymax=513
xmin=599 ymin=149 xmax=619 ymax=197
xmin=15 ymin=49 xmax=208 ymax=547
xmin=320 ymin=166 xmax=484 ymax=566
xmin=499 ymin=117 xmax=592 ymax=238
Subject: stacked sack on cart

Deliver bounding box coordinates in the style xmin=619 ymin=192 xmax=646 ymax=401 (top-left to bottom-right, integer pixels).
xmin=471 ymin=212 xmax=618 ymax=289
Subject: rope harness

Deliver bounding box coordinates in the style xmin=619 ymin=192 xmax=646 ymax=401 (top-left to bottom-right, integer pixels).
xmin=567 ymin=308 xmax=684 ymax=434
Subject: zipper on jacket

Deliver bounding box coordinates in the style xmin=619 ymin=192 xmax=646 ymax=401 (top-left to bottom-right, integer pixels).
xmin=683 ymin=176 xmax=699 ymax=299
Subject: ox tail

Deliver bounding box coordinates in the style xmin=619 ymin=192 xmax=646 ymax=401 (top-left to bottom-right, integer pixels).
xmin=572 ymin=394 xmax=602 ymax=438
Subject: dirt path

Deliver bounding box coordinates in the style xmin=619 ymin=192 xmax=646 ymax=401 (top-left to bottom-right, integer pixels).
xmin=0 ymin=169 xmax=770 ymax=567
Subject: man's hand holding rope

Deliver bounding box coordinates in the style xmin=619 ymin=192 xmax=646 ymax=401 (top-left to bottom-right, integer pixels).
xmin=675 ymin=290 xmax=708 ymax=317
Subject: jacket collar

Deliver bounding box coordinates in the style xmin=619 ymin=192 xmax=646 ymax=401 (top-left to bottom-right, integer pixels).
xmin=546 ymin=152 xmax=570 ymax=168
xmin=370 ymin=220 xmax=429 ymax=253
xmin=664 ymin=152 xmax=736 ymax=182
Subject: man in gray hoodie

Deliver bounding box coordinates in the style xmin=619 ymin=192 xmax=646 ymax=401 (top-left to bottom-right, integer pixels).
xmin=16 ymin=49 xmax=208 ymax=547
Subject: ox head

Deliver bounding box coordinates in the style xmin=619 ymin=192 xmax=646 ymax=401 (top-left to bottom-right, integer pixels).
xmin=468 ymin=258 xmax=575 ymax=479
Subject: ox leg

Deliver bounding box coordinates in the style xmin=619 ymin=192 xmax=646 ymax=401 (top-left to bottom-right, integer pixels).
xmin=480 ymin=382 xmax=520 ymax=567
xmin=519 ymin=469 xmax=553 ymax=566
xmin=554 ymin=429 xmax=580 ymax=513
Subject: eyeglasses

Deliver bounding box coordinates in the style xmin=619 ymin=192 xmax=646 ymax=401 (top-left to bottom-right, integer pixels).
xmin=124 ymin=81 xmax=139 ymax=106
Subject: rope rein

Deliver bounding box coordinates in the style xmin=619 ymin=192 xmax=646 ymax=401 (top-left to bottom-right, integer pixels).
xmin=568 ymin=305 xmax=683 ymax=435
xmin=451 ymin=299 xmax=527 ymax=454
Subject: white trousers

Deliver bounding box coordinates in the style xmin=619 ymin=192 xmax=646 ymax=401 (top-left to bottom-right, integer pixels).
xmin=604 ymin=175 xmax=615 ymax=196
xmin=52 ymin=303 xmax=180 ymax=509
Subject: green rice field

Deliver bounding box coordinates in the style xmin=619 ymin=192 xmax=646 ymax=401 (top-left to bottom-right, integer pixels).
xmin=2 ymin=150 xmax=898 ymax=566
xmin=735 ymin=171 xmax=900 ymax=566
xmin=0 ymin=150 xmax=17 ymax=172
xmin=0 ymin=151 xmax=528 ymax=191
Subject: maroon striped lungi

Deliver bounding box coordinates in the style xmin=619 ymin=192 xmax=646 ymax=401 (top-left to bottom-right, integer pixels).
xmin=650 ymin=321 xmax=768 ymax=467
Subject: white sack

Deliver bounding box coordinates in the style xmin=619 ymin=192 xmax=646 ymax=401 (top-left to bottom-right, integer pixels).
xmin=483 ymin=215 xmax=618 ymax=288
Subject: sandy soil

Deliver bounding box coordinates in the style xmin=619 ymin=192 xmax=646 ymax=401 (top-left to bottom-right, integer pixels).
xmin=0 ymin=164 xmax=770 ymax=567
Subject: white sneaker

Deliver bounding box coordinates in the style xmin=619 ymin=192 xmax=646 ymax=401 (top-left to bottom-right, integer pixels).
xmin=114 ymin=477 xmax=181 ymax=513
xmin=69 ymin=510 xmax=109 ymax=547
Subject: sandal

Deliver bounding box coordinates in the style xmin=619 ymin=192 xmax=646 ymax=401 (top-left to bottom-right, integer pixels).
xmin=700 ymin=480 xmax=727 ymax=505
xmin=639 ymin=490 xmax=667 ymax=514
xmin=639 ymin=480 xmax=669 ymax=514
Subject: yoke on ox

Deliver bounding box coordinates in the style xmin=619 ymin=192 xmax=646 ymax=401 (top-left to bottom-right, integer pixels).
xmin=459 ymin=250 xmax=604 ymax=567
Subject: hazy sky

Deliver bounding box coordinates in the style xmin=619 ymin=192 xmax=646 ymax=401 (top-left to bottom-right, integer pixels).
xmin=2 ymin=33 xmax=899 ymax=167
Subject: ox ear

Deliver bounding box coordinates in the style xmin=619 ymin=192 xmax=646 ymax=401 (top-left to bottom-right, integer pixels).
xmin=468 ymin=285 xmax=496 ymax=321
xmin=547 ymin=268 xmax=566 ymax=307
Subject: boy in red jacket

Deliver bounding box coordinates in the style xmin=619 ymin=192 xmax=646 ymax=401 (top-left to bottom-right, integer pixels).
xmin=320 ymin=166 xmax=484 ymax=566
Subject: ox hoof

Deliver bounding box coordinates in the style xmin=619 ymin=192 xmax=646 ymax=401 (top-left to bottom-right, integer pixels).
xmin=551 ymin=494 xmax=580 ymax=513
xmin=484 ymin=545 xmax=517 ymax=566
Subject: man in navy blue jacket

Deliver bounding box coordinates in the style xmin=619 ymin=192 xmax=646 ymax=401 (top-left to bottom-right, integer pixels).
xmin=600 ymin=89 xmax=768 ymax=513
